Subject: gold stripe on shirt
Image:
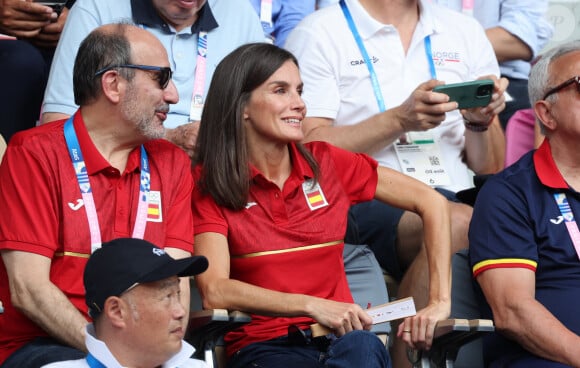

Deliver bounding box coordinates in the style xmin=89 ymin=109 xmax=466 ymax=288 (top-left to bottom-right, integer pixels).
xmin=233 ymin=240 xmax=342 ymax=259
xmin=54 ymin=251 xmax=91 ymax=258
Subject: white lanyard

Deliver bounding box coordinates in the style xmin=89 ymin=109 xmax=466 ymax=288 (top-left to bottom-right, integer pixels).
xmin=64 ymin=117 xmax=150 ymax=253
xmin=430 ymin=0 xmax=473 ymax=16
xmin=460 ymin=0 xmax=474 ymax=17
xmin=189 ymin=31 xmax=208 ymax=121
xmin=260 ymin=0 xmax=273 ymax=27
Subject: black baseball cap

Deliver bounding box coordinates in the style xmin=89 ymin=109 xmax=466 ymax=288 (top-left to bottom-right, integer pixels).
xmin=84 ymin=238 xmax=208 ymax=317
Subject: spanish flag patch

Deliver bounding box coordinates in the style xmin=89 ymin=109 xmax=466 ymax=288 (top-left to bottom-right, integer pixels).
xmin=147 ymin=191 xmax=163 ymax=222
xmin=302 ymin=179 xmax=328 ymax=211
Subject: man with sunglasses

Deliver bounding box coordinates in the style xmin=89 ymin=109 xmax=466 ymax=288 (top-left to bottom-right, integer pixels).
xmin=0 ymin=23 xmax=195 ymax=367
xmin=40 ymin=0 xmax=264 ymax=157
xmin=469 ymin=40 xmax=580 ymax=367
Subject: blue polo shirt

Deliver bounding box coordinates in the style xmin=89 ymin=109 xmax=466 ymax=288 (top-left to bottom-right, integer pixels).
xmin=43 ymin=0 xmax=264 ymax=128
xmin=469 ymin=139 xmax=580 ymax=367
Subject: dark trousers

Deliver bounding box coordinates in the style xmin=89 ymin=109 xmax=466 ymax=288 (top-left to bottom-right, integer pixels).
xmin=228 ymin=330 xmax=391 ymax=368
xmin=0 ymin=337 xmax=84 ymax=368
xmin=0 ymin=40 xmax=54 ymax=142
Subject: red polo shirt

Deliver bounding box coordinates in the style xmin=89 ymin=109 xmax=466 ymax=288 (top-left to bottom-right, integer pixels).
xmin=0 ymin=112 xmax=194 ymax=364
xmin=192 ymin=141 xmax=378 ymax=356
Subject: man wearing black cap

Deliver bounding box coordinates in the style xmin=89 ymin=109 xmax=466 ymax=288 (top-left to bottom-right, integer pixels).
xmin=43 ymin=238 xmax=209 ymax=368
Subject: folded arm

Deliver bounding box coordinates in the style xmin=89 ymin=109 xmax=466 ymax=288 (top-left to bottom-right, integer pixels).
xmin=1 ymin=250 xmax=87 ymax=351
xmin=194 ymin=232 xmax=372 ymax=336
xmin=478 ymin=267 xmax=580 ymax=366
xmin=302 ymin=80 xmax=458 ymax=155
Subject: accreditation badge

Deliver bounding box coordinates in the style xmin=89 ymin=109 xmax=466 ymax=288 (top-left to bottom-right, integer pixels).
xmin=394 ymin=132 xmax=452 ymax=187
xmin=302 ymin=179 xmax=329 ymax=211
xmin=146 ymin=190 xmax=163 ymax=222
xmin=189 ymin=95 xmax=204 ymax=122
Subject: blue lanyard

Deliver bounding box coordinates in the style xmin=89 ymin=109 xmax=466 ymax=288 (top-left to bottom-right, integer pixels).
xmin=64 ymin=116 xmax=151 ymax=253
xmin=86 ymin=353 xmax=106 ymax=368
xmin=553 ymin=193 xmax=580 ymax=261
xmin=339 ymin=0 xmax=437 ymax=112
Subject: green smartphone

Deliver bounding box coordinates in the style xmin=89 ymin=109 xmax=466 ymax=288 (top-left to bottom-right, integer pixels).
xmin=433 ymin=79 xmax=494 ymax=109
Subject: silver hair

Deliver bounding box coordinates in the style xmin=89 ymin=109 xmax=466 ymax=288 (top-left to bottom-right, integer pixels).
xmin=529 ymin=40 xmax=580 ymax=104
xmin=528 ymin=40 xmax=580 ymax=134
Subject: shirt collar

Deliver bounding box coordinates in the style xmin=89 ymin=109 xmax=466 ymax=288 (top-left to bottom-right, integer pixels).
xmin=250 ymin=143 xmax=314 ymax=184
xmin=84 ymin=324 xmax=196 ymax=368
xmin=343 ymin=0 xmax=389 ymax=39
xmin=416 ymin=0 xmax=443 ymax=38
xmin=131 ymin=0 xmax=218 ymax=34
xmin=534 ymin=138 xmax=568 ymax=189
xmin=73 ymin=111 xmax=141 ymax=176
xmin=343 ymin=0 xmax=441 ymax=40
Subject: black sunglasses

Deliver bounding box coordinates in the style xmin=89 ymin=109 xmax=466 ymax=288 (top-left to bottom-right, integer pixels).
xmin=543 ymin=75 xmax=580 ymax=100
xmin=94 ymin=64 xmax=173 ymax=89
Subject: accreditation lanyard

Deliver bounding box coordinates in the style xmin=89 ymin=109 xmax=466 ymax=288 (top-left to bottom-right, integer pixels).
xmin=189 ymin=31 xmax=208 ymax=121
xmin=460 ymin=0 xmax=474 ymax=17
xmin=260 ymin=0 xmax=273 ymax=28
xmin=86 ymin=353 xmax=106 ymax=368
xmin=64 ymin=117 xmax=150 ymax=253
xmin=339 ymin=0 xmax=437 ymax=113
xmin=553 ymin=193 xmax=580 ymax=261
xmin=429 ymin=0 xmax=473 ymax=16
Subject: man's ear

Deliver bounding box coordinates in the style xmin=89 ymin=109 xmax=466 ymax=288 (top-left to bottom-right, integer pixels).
xmin=99 ymin=70 xmax=123 ymax=104
xmin=103 ymin=296 xmax=128 ymax=328
xmin=534 ymin=100 xmax=557 ymax=132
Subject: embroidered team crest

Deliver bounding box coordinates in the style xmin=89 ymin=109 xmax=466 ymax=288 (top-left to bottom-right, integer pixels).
xmin=302 ymin=179 xmax=328 ymax=211
xmin=147 ymin=191 xmax=162 ymax=222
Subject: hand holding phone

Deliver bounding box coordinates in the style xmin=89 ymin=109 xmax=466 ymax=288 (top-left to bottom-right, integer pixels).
xmin=433 ymin=79 xmax=494 ymax=109
xmin=32 ymin=1 xmax=67 ymax=16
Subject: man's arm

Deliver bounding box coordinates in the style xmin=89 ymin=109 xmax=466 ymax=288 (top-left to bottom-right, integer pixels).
xmin=462 ymin=76 xmax=509 ymax=174
xmin=486 ymin=27 xmax=531 ymax=63
xmin=478 ymin=267 xmax=580 ymax=366
xmin=485 ymin=0 xmax=553 ymax=63
xmin=1 ymin=250 xmax=87 ymax=351
xmin=302 ymin=79 xmax=458 ymax=155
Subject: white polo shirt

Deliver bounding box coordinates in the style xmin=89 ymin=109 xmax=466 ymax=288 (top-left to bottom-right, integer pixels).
xmin=285 ymin=0 xmax=499 ymax=192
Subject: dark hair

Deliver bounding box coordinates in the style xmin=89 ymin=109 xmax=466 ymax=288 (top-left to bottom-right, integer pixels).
xmin=194 ymin=43 xmax=319 ymax=210
xmin=73 ymin=22 xmax=136 ymax=105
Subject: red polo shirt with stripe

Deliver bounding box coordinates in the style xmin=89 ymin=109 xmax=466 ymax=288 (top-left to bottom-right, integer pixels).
xmin=0 ymin=112 xmax=194 ymax=364
xmin=192 ymin=141 xmax=378 ymax=356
